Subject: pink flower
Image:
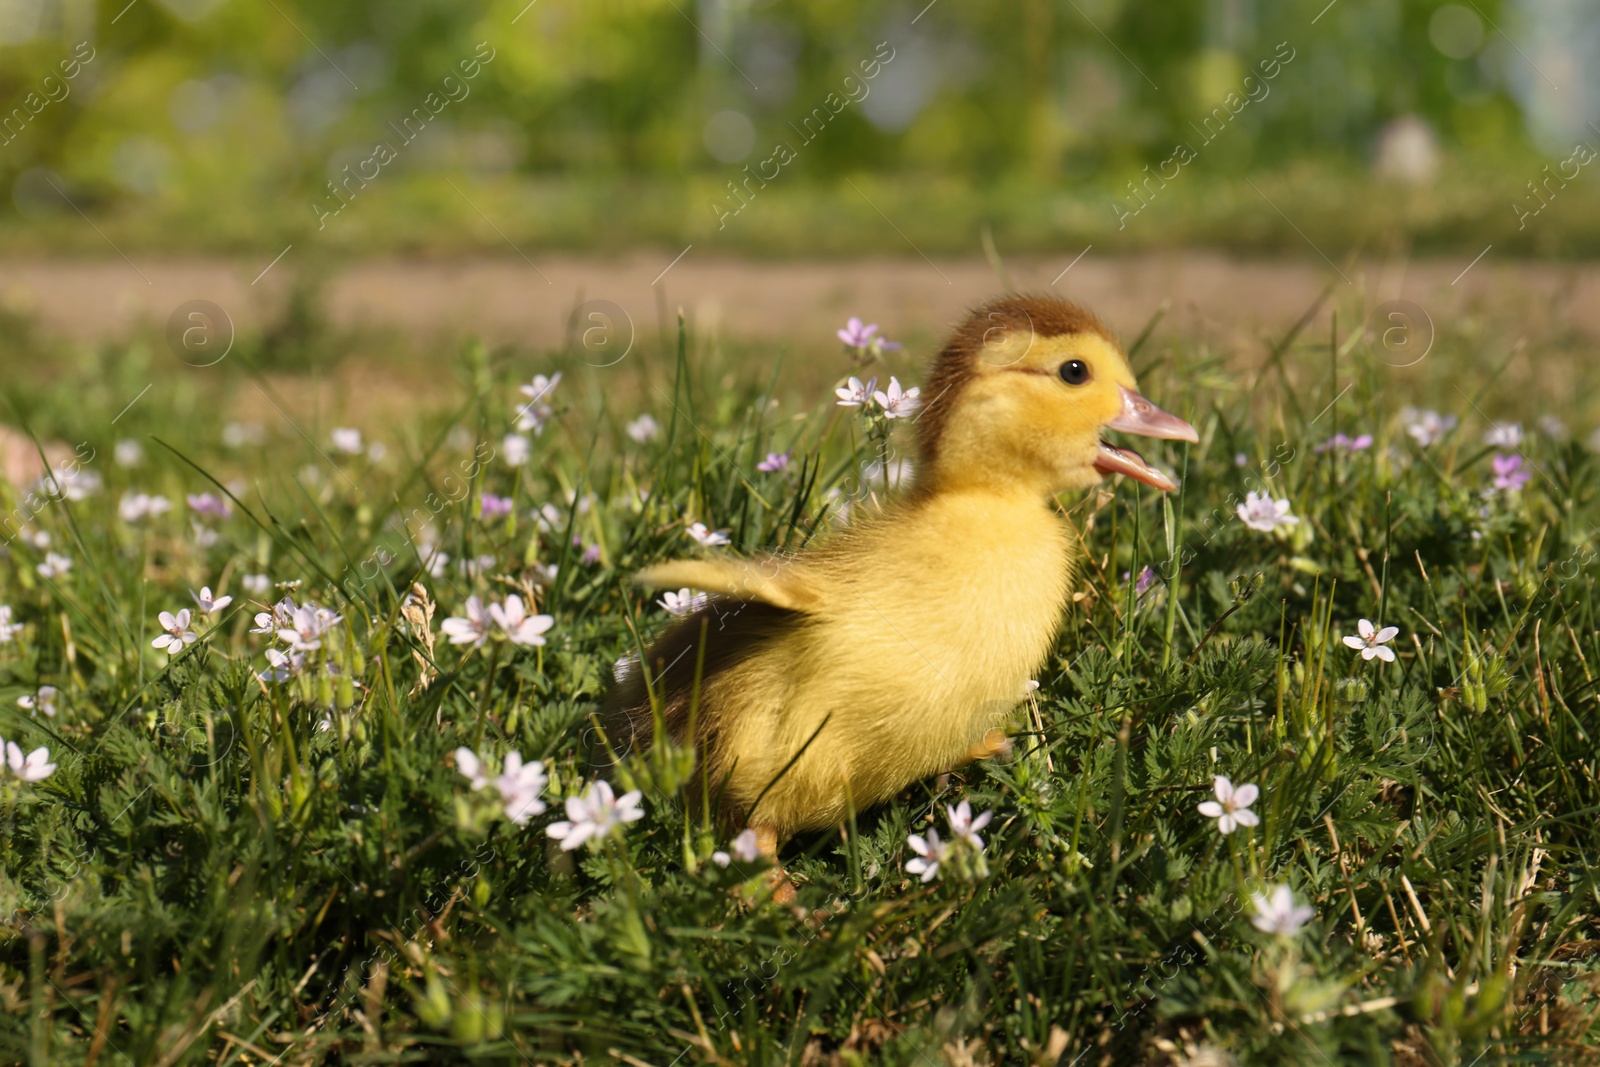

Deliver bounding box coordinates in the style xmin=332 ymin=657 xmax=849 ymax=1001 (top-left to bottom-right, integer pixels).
xmin=186 ymin=492 xmax=231 ymax=518
xmin=1491 ymin=453 xmax=1531 ymax=492
xmin=836 ymin=317 xmax=899 ymax=353
xmin=1314 ymin=433 xmax=1373 ymax=454
xmin=480 ymin=493 xmax=514 ymax=519
xmin=757 ymin=451 xmax=790 ymax=473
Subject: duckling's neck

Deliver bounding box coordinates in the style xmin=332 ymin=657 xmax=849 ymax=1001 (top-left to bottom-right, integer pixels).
xmin=912 ymin=460 xmax=1067 ymax=501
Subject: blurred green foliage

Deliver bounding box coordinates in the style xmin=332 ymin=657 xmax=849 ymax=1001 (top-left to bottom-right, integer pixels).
xmin=0 ymin=0 xmax=1591 ymax=254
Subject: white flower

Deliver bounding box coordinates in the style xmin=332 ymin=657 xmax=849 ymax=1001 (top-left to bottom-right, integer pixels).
xmin=259 ymin=647 xmax=305 ymax=683
xmin=258 ymin=647 xmax=295 ymax=682
xmin=152 ymin=609 xmax=198 ymax=656
xmin=905 ymin=828 xmax=947 ymax=882
xmin=493 ymin=752 xmax=549 ymax=824
xmin=455 ymin=746 xmax=490 ymax=789
xmin=835 ymin=375 xmax=877 ymax=408
xmin=731 ymin=827 xmax=760 ymax=862
xmin=1236 ymin=492 xmax=1299 ymax=532
xmin=1539 ymin=415 xmax=1567 ymax=439
xmin=191 ymin=521 xmax=220 ymax=549
xmin=38 ymin=466 xmax=101 ymax=501
xmin=242 ymin=573 xmax=272 ymax=596
xmin=0 ymin=606 xmax=20 ymax=644
xmin=871 ymin=376 xmax=921 ymax=418
xmin=658 ymin=588 xmax=707 ymax=616
xmin=1484 ymin=421 xmax=1523 ymax=449
xmin=946 ymin=800 xmax=993 ymax=850
xmin=1342 ymin=618 xmax=1399 ymax=663
xmin=114 ymin=439 xmax=144 ymax=467
xmin=222 ymin=421 xmax=266 ymax=448
xmin=1400 ymin=407 xmax=1457 ymax=447
xmin=1251 ymin=884 xmax=1313 ymax=937
xmin=712 ymin=827 xmax=762 ymax=867
xmin=488 ymin=594 xmax=555 ymax=647
xmin=23 ymin=528 xmax=50 ymax=549
xmin=190 ymin=586 xmax=233 ymax=616
xmin=17 ymin=685 xmax=56 ymax=717
xmin=516 ymin=372 xmax=562 ymax=434
xmin=1197 ymin=776 xmax=1260 ymax=835
xmin=457 ymin=747 xmax=548 ymax=823
xmin=278 ymin=603 xmax=341 ymax=651
xmin=251 ymin=597 xmax=297 ymax=635
xmin=4 ymin=739 xmax=56 ymax=782
xmin=366 ymin=441 xmax=387 ymax=462
xmin=118 ymin=492 xmax=171 ymax=523
xmin=441 ymin=596 xmax=493 ymax=647
xmin=627 ymin=414 xmax=660 ymax=443
xmin=35 ymin=552 xmax=72 ymax=579
xmin=331 ymin=427 xmax=363 ymax=454
xmin=686 ymin=521 xmax=730 ymax=547
xmin=502 ymin=433 xmax=530 ymax=466
xmin=533 ymin=502 xmax=565 ymax=531
xmin=546 ymin=779 xmax=645 ymax=850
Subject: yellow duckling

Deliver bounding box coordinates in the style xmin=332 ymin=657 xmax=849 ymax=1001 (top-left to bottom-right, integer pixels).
xmin=603 ymin=295 xmax=1197 ymax=853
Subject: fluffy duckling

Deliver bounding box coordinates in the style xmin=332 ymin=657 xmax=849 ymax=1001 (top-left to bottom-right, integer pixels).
xmin=603 ymin=295 xmax=1197 ymax=852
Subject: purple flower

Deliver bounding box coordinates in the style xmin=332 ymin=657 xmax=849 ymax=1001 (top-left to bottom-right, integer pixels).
xmin=580 ymin=543 xmax=602 ymax=565
xmin=186 ymin=492 xmax=232 ymax=519
xmin=1315 ymin=433 xmax=1374 ymax=454
xmin=836 ymin=316 xmax=900 ymax=356
xmin=1135 ymin=566 xmax=1156 ymax=595
xmin=757 ymin=451 xmax=790 ymax=473
xmin=1491 ymin=453 xmax=1530 ymax=492
xmin=480 ymin=493 xmax=514 ymax=520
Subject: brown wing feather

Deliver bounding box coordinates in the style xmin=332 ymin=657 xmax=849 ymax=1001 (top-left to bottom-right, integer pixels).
xmin=596 ymin=597 xmax=805 ymax=827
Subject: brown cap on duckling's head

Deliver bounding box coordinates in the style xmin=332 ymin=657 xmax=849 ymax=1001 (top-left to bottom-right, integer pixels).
xmin=914 ymin=294 xmax=1197 ymax=496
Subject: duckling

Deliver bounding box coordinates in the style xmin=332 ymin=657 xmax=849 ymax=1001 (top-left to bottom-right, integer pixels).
xmin=602 ymin=295 xmax=1197 ymax=854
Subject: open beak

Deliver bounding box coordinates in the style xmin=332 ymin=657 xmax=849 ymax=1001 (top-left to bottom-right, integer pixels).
xmin=1094 ymin=386 xmax=1198 ymax=492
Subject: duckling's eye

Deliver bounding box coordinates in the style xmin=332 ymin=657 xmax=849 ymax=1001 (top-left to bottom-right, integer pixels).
xmin=1058 ymin=360 xmax=1091 ymax=386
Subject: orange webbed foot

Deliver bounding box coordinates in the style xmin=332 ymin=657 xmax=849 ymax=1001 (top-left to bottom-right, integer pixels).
xmin=750 ymin=823 xmax=796 ymax=904
xmin=965 ymin=728 xmax=1014 ymax=763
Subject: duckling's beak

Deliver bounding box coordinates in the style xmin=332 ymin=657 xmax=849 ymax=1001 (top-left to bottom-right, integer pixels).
xmin=1095 ymin=386 xmax=1198 ymax=492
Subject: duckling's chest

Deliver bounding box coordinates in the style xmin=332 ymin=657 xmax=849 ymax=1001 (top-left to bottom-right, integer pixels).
xmin=842 ymin=494 xmax=1075 ymax=688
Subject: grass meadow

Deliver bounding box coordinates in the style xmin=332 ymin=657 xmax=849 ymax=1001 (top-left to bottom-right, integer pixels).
xmin=2 ymin=291 xmax=1600 ymax=1066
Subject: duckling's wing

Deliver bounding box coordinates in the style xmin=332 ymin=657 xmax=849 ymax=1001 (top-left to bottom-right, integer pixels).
xmin=636 ymin=557 xmax=820 ymax=613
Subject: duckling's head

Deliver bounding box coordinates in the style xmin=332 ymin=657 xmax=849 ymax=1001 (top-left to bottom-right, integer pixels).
xmin=914 ymin=295 xmax=1197 ymax=495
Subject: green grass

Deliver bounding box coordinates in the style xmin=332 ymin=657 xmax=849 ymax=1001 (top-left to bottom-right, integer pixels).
xmin=2 ymin=299 xmax=1600 ymax=1066
xmin=5 ymin=162 xmax=1600 ymax=260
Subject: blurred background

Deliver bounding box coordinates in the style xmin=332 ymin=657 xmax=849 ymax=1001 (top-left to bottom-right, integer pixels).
xmin=0 ymin=0 xmax=1598 ymax=367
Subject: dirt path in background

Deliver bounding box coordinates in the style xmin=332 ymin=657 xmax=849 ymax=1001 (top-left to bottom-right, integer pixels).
xmin=1 ymin=251 xmax=1597 ymax=356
